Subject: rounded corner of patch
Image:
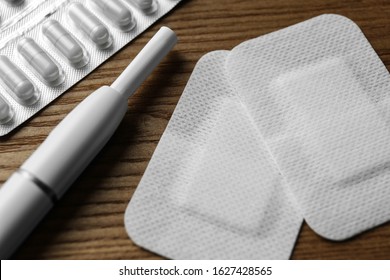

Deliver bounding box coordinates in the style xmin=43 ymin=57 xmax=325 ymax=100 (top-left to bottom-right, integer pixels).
xmin=321 ymin=14 xmax=362 ymax=32
xmin=197 ymin=50 xmax=228 ymax=64
xmin=124 ymin=213 xmax=146 ymax=248
xmin=304 ymin=216 xmax=354 ymax=242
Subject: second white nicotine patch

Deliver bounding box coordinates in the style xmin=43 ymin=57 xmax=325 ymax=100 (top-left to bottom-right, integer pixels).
xmin=226 ymin=14 xmax=390 ymax=240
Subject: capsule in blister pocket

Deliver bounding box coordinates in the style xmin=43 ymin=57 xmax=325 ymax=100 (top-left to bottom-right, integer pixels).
xmin=17 ymin=37 xmax=65 ymax=86
xmin=68 ymin=2 xmax=112 ymax=49
xmin=3 ymin=0 xmax=25 ymax=6
xmin=0 ymin=55 xmax=39 ymax=105
xmin=42 ymin=19 xmax=89 ymax=68
xmin=0 ymin=95 xmax=13 ymax=124
xmin=90 ymin=0 xmax=136 ymax=32
xmin=126 ymin=0 xmax=158 ymax=14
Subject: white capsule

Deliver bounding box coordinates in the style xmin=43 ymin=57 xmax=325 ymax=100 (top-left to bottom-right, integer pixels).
xmin=68 ymin=3 xmax=112 ymax=49
xmin=0 ymin=55 xmax=39 ymax=105
xmin=42 ymin=19 xmax=88 ymax=67
xmin=92 ymin=0 xmax=136 ymax=32
xmin=3 ymin=0 xmax=24 ymax=6
xmin=17 ymin=37 xmax=64 ymax=86
xmin=0 ymin=95 xmax=13 ymax=124
xmin=127 ymin=0 xmax=158 ymax=14
xmin=131 ymin=0 xmax=153 ymax=9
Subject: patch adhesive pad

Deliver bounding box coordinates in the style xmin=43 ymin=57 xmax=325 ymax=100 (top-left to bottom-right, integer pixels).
xmin=226 ymin=14 xmax=390 ymax=240
xmin=125 ymin=51 xmax=302 ymax=259
xmin=126 ymin=14 xmax=390 ymax=258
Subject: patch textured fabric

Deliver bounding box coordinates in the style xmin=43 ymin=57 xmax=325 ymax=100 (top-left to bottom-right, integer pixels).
xmin=226 ymin=14 xmax=390 ymax=240
xmin=125 ymin=51 xmax=302 ymax=259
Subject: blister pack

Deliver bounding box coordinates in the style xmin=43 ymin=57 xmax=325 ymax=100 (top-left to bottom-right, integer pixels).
xmin=0 ymin=0 xmax=183 ymax=136
xmin=125 ymin=51 xmax=303 ymax=259
xmin=226 ymin=14 xmax=390 ymax=240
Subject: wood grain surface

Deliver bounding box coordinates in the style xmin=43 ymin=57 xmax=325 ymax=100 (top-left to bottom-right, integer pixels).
xmin=1 ymin=0 xmax=390 ymax=259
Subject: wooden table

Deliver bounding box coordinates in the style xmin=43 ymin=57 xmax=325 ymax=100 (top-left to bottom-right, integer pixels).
xmin=1 ymin=0 xmax=390 ymax=259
